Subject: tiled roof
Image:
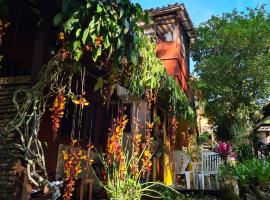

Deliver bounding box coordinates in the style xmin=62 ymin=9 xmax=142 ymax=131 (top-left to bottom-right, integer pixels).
xmin=147 ymin=3 xmax=195 ymax=39
xmin=147 ymin=3 xmax=184 ymax=13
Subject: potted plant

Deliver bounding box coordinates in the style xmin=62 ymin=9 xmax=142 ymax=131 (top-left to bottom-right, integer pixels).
xmin=215 ymin=141 xmax=239 ymax=199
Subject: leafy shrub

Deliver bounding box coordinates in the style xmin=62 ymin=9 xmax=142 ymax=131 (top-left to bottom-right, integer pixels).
xmin=233 ymin=158 xmax=270 ymax=186
xmin=220 ymin=158 xmax=270 ymax=186
xmin=233 ymin=142 xmax=254 ymax=162
xmin=150 ymin=185 xmax=187 ymax=200
xmin=150 ymin=185 xmax=215 ymax=200
xmin=198 ymin=131 xmax=211 ymax=145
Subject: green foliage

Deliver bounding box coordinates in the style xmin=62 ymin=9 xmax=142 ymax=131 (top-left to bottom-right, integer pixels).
xmin=151 ymin=185 xmax=215 ymax=200
xmin=219 ymin=163 xmax=236 ymax=179
xmin=128 ymin=34 xmax=166 ymax=95
xmin=150 ymin=185 xmax=189 ymax=200
xmin=198 ymin=131 xmax=211 ymax=145
xmin=220 ymin=158 xmax=270 ymax=186
xmin=160 ymin=75 xmax=195 ymax=122
xmin=54 ymin=0 xmax=194 ymax=120
xmin=55 ymin=0 xmax=147 ymax=68
xmin=233 ymin=142 xmax=254 ymax=162
xmin=233 ymin=158 xmax=270 ymax=185
xmin=192 ymin=6 xmax=270 ymax=139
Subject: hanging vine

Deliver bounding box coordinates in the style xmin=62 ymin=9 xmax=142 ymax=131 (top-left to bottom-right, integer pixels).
xmin=3 ymin=54 xmax=74 ymax=199
xmin=1 ymin=0 xmax=195 ymax=198
xmin=54 ymin=0 xmax=194 ymax=120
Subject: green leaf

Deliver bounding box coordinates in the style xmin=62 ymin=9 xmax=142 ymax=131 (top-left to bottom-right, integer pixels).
xmin=119 ymin=9 xmax=124 ymax=18
xmin=92 ymin=47 xmax=102 ymax=62
xmin=117 ymin=37 xmax=123 ymax=49
xmin=64 ymin=17 xmax=79 ymax=33
xmin=73 ymin=40 xmax=81 ymax=51
xmin=94 ymin=77 xmax=103 ymax=92
xmin=88 ymin=19 xmax=96 ymax=33
xmin=82 ymin=28 xmax=89 ymax=45
xmin=130 ymin=50 xmax=138 ymax=66
xmin=97 ymin=4 xmax=103 ymax=13
xmin=75 ymin=28 xmax=81 ymax=38
xmin=74 ymin=49 xmax=83 ymax=61
xmin=73 ymin=40 xmax=82 ymax=61
xmin=53 ymin=13 xmax=63 ymax=26
xmin=97 ymin=21 xmax=101 ymax=34
xmin=104 ymin=35 xmax=110 ymax=49
xmin=124 ymin=19 xmax=129 ymax=34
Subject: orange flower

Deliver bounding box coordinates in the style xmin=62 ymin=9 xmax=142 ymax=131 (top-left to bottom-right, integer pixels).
xmin=95 ymin=36 xmax=103 ymax=48
xmin=144 ymin=150 xmax=151 ymax=158
xmin=63 ymin=139 xmax=94 ymax=200
xmin=60 ymin=48 xmax=69 ymax=61
xmin=85 ymin=44 xmax=93 ymax=52
xmin=50 ymin=93 xmax=66 ymax=139
xmin=169 ymin=115 xmax=178 ymax=161
xmin=142 ymin=121 xmax=153 ymax=176
xmin=72 ymin=95 xmax=89 ymax=109
xmin=119 ymin=160 xmax=126 ymax=180
xmin=87 ymin=143 xmax=94 ymax=151
xmin=146 ymin=122 xmax=154 ymax=129
xmin=107 ymin=115 xmax=128 ymax=163
xmin=58 ymin=32 xmax=65 ymax=42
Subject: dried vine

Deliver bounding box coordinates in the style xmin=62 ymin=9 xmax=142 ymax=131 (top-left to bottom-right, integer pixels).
xmin=3 ymin=54 xmax=73 ymax=199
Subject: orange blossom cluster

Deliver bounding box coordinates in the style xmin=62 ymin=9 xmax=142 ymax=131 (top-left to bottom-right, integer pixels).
xmin=50 ymin=93 xmax=66 ymax=139
xmin=170 ymin=115 xmax=178 ymax=152
xmin=132 ymin=116 xmax=141 ymax=176
xmin=58 ymin=32 xmax=70 ymax=61
xmin=145 ymin=89 xmax=158 ymax=111
xmin=107 ymin=115 xmax=128 ymax=179
xmin=72 ymin=92 xmax=89 ymax=109
xmin=142 ymin=122 xmax=153 ymax=176
xmin=63 ymin=140 xmax=94 ymax=200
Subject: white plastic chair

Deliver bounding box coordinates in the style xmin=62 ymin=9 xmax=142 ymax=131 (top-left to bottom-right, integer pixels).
xmin=197 ymin=150 xmax=221 ymax=190
xmin=173 ymin=150 xmax=194 ymax=189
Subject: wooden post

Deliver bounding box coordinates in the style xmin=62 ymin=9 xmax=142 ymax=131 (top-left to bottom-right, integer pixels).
xmin=163 ymin=114 xmax=173 ymax=185
xmin=78 ymin=178 xmax=93 ymax=200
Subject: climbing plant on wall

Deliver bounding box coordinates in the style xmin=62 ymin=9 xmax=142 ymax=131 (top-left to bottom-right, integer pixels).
xmin=54 ymin=0 xmax=194 ymax=120
xmin=1 ymin=0 xmax=194 ymax=198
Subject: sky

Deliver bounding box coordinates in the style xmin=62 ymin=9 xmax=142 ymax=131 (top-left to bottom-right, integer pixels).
xmin=131 ymin=0 xmax=270 ymax=71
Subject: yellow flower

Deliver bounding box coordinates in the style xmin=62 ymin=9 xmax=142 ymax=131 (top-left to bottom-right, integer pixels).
xmin=95 ymin=36 xmax=103 ymax=47
xmin=144 ymin=150 xmax=151 ymax=158
xmin=120 ymin=164 xmax=125 ymax=172
xmin=73 ymin=97 xmax=89 ymax=108
xmin=58 ymin=32 xmax=65 ymax=41
xmin=146 ymin=122 xmax=154 ymax=129
xmin=88 ymin=159 xmax=94 ymax=165
xmin=63 ymin=152 xmax=68 ymax=160
xmin=71 ymin=139 xmax=77 ymax=146
xmin=115 ymin=126 xmax=121 ymax=133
